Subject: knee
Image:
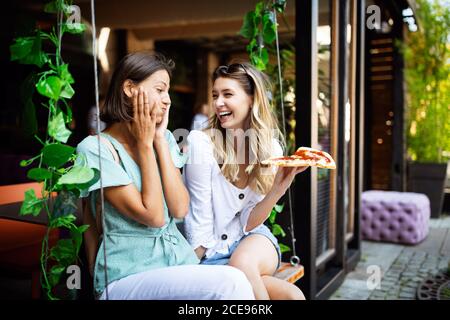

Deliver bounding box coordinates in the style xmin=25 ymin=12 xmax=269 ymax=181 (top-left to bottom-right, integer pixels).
xmin=228 ymin=253 xmax=257 ymax=274
xmin=286 ymin=286 xmax=306 ymax=300
xmin=217 ymin=266 xmax=255 ymax=300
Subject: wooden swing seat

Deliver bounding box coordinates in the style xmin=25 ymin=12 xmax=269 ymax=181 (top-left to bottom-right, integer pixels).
xmin=274 ymin=262 xmax=304 ymax=283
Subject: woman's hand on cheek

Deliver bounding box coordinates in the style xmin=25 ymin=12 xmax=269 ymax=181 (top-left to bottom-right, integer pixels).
xmin=126 ymin=87 xmax=157 ymax=148
xmin=155 ymin=103 xmax=170 ymax=141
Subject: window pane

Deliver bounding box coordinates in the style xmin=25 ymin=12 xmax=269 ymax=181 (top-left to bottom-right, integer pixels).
xmin=316 ymin=0 xmax=335 ymax=257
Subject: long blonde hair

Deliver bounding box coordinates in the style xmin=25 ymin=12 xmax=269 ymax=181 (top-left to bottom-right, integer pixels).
xmin=206 ymin=61 xmax=285 ymax=194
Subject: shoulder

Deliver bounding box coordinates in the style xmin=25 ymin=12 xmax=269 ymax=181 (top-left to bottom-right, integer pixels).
xmin=164 ymin=129 xmax=177 ymax=144
xmin=186 ymin=130 xmax=215 ymax=164
xmin=76 ymin=134 xmax=117 ymax=164
xmin=76 ymin=135 xmax=98 ymax=154
xmin=187 ymin=129 xmax=211 ymax=145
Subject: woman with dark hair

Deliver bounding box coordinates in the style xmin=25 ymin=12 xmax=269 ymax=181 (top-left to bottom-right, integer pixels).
xmin=77 ymin=52 xmax=254 ymax=300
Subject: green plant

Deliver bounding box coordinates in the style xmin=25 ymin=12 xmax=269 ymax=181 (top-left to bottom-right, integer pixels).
xmin=239 ymin=0 xmax=296 ymax=153
xmin=10 ymin=0 xmax=98 ymax=300
xmin=239 ymin=0 xmax=294 ymax=252
xmin=267 ymin=203 xmax=290 ymax=253
xmin=401 ymin=0 xmax=450 ymax=163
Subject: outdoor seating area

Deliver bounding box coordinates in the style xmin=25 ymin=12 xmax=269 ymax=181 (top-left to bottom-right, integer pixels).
xmin=0 ymin=0 xmax=449 ymax=304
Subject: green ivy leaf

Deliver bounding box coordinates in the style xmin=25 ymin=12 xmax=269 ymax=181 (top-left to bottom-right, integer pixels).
xmin=48 ymin=112 xmax=72 ymax=143
xmin=10 ymin=37 xmax=33 ymax=60
xmin=49 ymin=214 xmax=77 ymax=229
xmin=64 ymin=23 xmax=86 ymax=34
xmin=19 ymin=189 xmax=44 ymax=216
xmin=255 ymin=2 xmax=265 ymax=16
xmin=74 ymin=168 xmax=100 ymax=191
xmin=58 ymin=64 xmax=74 ymax=84
xmin=239 ymin=11 xmax=256 ymax=39
xmin=251 ymin=53 xmax=266 ymax=71
xmin=50 ymin=239 xmax=76 ymax=266
xmin=263 ymin=11 xmax=277 ymax=44
xmin=20 ymin=160 xmax=30 ymax=167
xmin=60 ymin=83 xmax=74 ymax=99
xmin=274 ymin=203 xmax=284 ymax=213
xmin=42 ymin=143 xmax=75 ymax=168
xmin=279 ymin=243 xmax=291 ymax=253
xmin=60 ymin=100 xmax=73 ymax=123
xmin=272 ymin=223 xmax=286 ymax=237
xmin=246 ymin=38 xmax=257 ymax=53
xmin=269 ymin=209 xmax=277 ymax=224
xmin=44 ymin=0 xmax=64 ymax=13
xmin=36 ymin=76 xmax=63 ymax=100
xmin=58 ymin=166 xmax=95 ymax=185
xmin=27 ymin=168 xmax=53 ymax=181
xmin=70 ymin=224 xmax=89 ymax=256
xmin=48 ymin=265 xmax=66 ymax=287
xmin=260 ymin=47 xmax=269 ymax=66
xmin=10 ymin=34 xmax=48 ymax=67
xmin=53 ymin=190 xmax=78 ymax=218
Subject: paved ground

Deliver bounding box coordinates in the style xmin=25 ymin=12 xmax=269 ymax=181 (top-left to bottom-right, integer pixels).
xmin=329 ymin=215 xmax=450 ymax=300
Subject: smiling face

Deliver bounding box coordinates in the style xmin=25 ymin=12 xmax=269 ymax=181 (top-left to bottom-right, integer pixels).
xmin=212 ymin=77 xmax=253 ymax=130
xmin=124 ymin=69 xmax=171 ymax=124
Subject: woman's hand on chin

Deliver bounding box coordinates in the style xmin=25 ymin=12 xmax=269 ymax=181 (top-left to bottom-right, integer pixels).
xmin=155 ymin=104 xmax=170 ymax=142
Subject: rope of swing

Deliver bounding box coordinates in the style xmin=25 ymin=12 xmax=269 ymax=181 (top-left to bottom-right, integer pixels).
xmin=273 ymin=3 xmax=300 ymax=267
xmin=90 ymin=0 xmax=109 ymax=300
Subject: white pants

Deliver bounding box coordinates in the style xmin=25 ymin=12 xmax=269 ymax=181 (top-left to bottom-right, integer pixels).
xmin=99 ymin=264 xmax=255 ymax=300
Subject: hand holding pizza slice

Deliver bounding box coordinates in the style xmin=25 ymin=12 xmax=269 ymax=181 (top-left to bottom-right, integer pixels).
xmin=262 ymin=147 xmax=336 ymax=169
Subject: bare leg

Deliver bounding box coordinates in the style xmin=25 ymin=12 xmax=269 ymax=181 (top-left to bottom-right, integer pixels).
xmin=228 ymin=234 xmax=278 ymax=300
xmin=262 ymin=276 xmax=306 ymax=300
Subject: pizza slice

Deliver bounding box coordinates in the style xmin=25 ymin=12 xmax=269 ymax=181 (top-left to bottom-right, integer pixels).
xmin=261 ymin=147 xmax=336 ymax=169
xmin=293 ymin=147 xmax=336 ymax=169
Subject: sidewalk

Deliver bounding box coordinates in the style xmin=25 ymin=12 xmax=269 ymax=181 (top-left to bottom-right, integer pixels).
xmin=329 ymin=215 xmax=450 ymax=300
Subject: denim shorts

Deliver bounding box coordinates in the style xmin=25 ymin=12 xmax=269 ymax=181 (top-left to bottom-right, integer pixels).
xmin=200 ymin=224 xmax=281 ymax=273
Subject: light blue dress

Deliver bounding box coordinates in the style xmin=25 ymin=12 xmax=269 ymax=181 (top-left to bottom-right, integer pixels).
xmin=76 ymin=130 xmax=199 ymax=297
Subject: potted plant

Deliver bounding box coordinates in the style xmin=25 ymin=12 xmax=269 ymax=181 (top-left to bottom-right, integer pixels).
xmin=401 ymin=0 xmax=450 ymax=218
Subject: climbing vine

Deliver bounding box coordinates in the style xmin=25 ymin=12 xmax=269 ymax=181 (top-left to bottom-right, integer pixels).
xmin=10 ymin=0 xmax=98 ymax=299
xmin=239 ymin=0 xmax=295 ymax=254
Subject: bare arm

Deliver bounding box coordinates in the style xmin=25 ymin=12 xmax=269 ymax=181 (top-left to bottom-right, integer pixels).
xmin=245 ymin=166 xmax=308 ymax=232
xmin=104 ymin=87 xmax=165 ymax=228
xmin=154 ymin=138 xmax=190 ymax=218
xmin=104 ymin=147 xmax=165 ymax=227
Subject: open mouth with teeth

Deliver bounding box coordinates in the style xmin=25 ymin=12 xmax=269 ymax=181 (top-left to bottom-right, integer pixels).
xmin=218 ymin=111 xmax=233 ymax=121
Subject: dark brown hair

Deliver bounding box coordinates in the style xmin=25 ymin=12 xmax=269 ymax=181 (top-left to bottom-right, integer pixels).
xmin=100 ymin=52 xmax=175 ymax=124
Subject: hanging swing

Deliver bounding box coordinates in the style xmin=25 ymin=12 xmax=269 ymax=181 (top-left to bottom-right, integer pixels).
xmin=87 ymin=0 xmax=303 ymax=301
xmin=270 ymin=4 xmax=304 ymax=284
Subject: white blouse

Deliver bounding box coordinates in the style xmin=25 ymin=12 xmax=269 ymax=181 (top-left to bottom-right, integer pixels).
xmin=183 ymin=130 xmax=283 ymax=258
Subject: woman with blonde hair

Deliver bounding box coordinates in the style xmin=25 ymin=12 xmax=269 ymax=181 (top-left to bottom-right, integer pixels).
xmin=183 ymin=62 xmax=307 ymax=300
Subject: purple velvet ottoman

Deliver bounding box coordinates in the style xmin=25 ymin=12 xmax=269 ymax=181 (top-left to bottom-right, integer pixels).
xmin=361 ymin=191 xmax=430 ymax=245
